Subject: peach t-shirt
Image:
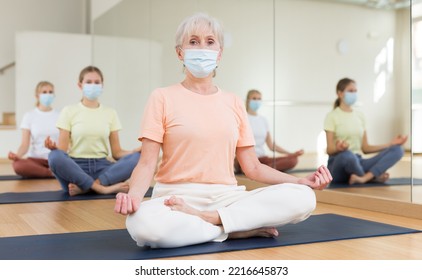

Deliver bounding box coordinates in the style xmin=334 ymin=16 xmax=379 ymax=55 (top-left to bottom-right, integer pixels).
xmin=139 ymin=83 xmax=255 ymax=185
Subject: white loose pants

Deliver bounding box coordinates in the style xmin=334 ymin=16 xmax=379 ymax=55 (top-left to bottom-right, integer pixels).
xmin=126 ymin=182 xmax=316 ymax=248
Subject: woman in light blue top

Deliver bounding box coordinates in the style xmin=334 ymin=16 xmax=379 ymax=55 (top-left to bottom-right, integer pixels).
xmin=324 ymin=78 xmax=407 ymax=185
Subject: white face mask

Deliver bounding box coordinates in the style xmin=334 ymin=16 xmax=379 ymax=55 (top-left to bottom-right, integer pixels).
xmin=182 ymin=49 xmax=219 ymax=78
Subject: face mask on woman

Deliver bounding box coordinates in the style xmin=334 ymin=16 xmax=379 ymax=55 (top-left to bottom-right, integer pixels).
xmin=249 ymin=100 xmax=262 ymax=112
xmin=183 ymin=49 xmax=219 ymax=78
xmin=83 ymin=84 xmax=103 ymax=100
xmin=39 ymin=93 xmax=55 ymax=107
xmin=344 ymin=91 xmax=357 ymax=106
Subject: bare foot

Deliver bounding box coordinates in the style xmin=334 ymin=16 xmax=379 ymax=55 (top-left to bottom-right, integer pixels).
xmin=373 ymin=173 xmax=389 ymax=183
xmin=94 ymin=182 xmax=129 ymax=195
xmin=164 ymin=196 xmax=200 ymax=216
xmin=164 ymin=195 xmax=222 ymax=225
xmin=68 ymin=183 xmax=88 ymax=196
xmin=349 ymin=174 xmax=365 ymax=185
xmin=229 ymin=227 xmax=279 ymax=239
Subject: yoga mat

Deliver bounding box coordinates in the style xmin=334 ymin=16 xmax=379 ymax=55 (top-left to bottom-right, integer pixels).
xmin=0 ymin=175 xmax=55 ymax=181
xmin=329 ymin=177 xmax=422 ymax=188
xmin=285 ymin=168 xmax=316 ymax=174
xmin=0 ymin=187 xmax=153 ymax=204
xmin=0 ymin=213 xmax=419 ymax=260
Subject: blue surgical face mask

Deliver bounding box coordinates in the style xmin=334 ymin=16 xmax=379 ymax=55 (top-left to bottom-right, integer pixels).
xmin=183 ymin=48 xmax=219 ymax=78
xmin=344 ymin=91 xmax=357 ymax=106
xmin=83 ymin=84 xmax=103 ymax=100
xmin=249 ymin=100 xmax=262 ymax=112
xmin=39 ymin=93 xmax=55 ymax=107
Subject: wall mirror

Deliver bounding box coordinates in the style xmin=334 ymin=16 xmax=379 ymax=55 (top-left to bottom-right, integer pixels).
xmin=412 ymin=2 xmax=422 ymax=204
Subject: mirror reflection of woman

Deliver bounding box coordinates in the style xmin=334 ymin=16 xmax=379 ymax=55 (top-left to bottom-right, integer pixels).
xmin=45 ymin=66 xmax=141 ymax=196
xmin=8 ymin=81 xmax=59 ymax=178
xmin=244 ymin=89 xmax=304 ymax=172
xmin=324 ymin=78 xmax=407 ymax=185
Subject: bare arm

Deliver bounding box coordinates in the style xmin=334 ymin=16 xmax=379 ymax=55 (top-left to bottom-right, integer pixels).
xmin=265 ymin=132 xmax=288 ymax=154
xmin=265 ymin=132 xmax=303 ymax=156
xmin=115 ymin=138 xmax=160 ymax=215
xmin=325 ymin=130 xmax=349 ymax=156
xmin=109 ymin=131 xmax=141 ymax=160
xmin=236 ymin=146 xmax=331 ymax=190
xmin=361 ymin=132 xmax=407 ymax=154
xmin=44 ymin=129 xmax=70 ymax=152
xmin=9 ymin=129 xmax=31 ymax=160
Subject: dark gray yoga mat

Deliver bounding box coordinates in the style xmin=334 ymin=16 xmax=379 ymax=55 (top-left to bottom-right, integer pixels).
xmin=0 ymin=175 xmax=55 ymax=181
xmin=0 ymin=214 xmax=419 ymax=260
xmin=328 ymin=177 xmax=422 ymax=188
xmin=0 ymin=187 xmax=153 ymax=204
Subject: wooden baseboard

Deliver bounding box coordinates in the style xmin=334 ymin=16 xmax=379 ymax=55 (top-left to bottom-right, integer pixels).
xmin=316 ymin=190 xmax=422 ymax=220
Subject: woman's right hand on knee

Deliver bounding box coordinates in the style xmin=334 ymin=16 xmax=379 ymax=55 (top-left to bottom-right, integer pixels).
xmin=114 ymin=192 xmax=141 ymax=215
xmin=8 ymin=151 xmax=18 ymax=161
xmin=44 ymin=136 xmax=57 ymax=150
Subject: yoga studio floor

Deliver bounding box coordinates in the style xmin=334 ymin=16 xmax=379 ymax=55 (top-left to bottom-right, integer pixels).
xmin=1 ymin=154 xmax=422 ymax=260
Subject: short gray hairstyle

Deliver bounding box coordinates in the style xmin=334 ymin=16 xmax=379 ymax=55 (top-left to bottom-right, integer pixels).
xmin=175 ymin=13 xmax=224 ymax=48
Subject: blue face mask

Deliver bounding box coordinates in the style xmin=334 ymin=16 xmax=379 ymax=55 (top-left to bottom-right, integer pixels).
xmin=344 ymin=91 xmax=357 ymax=106
xmin=39 ymin=93 xmax=55 ymax=107
xmin=83 ymin=84 xmax=103 ymax=100
xmin=183 ymin=49 xmax=219 ymax=78
xmin=249 ymin=100 xmax=262 ymax=112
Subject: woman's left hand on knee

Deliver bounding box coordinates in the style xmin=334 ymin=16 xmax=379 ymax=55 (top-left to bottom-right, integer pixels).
xmin=299 ymin=165 xmax=333 ymax=190
xmin=115 ymin=192 xmax=141 ymax=215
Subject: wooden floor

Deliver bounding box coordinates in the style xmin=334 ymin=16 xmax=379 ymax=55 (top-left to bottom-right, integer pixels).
xmin=1 ymin=157 xmax=422 ymax=260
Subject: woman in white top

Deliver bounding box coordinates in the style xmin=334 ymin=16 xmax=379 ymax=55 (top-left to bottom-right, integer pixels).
xmin=8 ymin=81 xmax=59 ymax=178
xmin=240 ymin=89 xmax=304 ymax=173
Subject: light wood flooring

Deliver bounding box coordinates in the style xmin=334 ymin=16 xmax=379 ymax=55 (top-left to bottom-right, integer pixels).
xmin=1 ymin=156 xmax=422 ymax=260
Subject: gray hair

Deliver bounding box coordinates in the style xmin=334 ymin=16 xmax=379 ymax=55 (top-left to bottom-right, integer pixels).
xmin=175 ymin=13 xmax=224 ymax=48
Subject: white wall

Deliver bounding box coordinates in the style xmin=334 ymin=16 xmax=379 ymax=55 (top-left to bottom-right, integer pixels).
xmin=91 ymin=0 xmax=123 ymax=20
xmin=0 ymin=0 xmax=87 ymax=121
xmin=15 ymin=32 xmax=92 ymax=124
xmin=0 ymin=32 xmax=91 ymax=157
xmin=92 ymin=35 xmax=162 ymax=149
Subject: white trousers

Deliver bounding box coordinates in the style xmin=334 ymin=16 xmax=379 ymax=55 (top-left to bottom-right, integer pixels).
xmin=126 ymin=182 xmax=316 ymax=248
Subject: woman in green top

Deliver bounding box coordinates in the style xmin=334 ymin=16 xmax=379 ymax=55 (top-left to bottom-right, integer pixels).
xmin=324 ymin=77 xmax=407 ymax=185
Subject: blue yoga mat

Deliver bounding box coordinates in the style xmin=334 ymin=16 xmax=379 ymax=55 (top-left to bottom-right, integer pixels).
xmin=0 ymin=187 xmax=153 ymax=204
xmin=329 ymin=177 xmax=422 ymax=188
xmin=0 ymin=214 xmax=419 ymax=260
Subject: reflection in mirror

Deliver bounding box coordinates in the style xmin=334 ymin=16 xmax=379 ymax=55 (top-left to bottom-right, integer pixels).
xmin=272 ymin=0 xmax=411 ymax=202
xmin=412 ymin=1 xmax=422 ymax=204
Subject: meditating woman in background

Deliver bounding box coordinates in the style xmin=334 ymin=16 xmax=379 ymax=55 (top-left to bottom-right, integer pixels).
xmin=243 ymin=89 xmax=304 ymax=173
xmin=45 ymin=66 xmax=141 ymax=196
xmin=114 ymin=13 xmax=332 ymax=249
xmin=8 ymin=81 xmax=59 ymax=178
xmin=324 ymin=77 xmax=407 ymax=185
